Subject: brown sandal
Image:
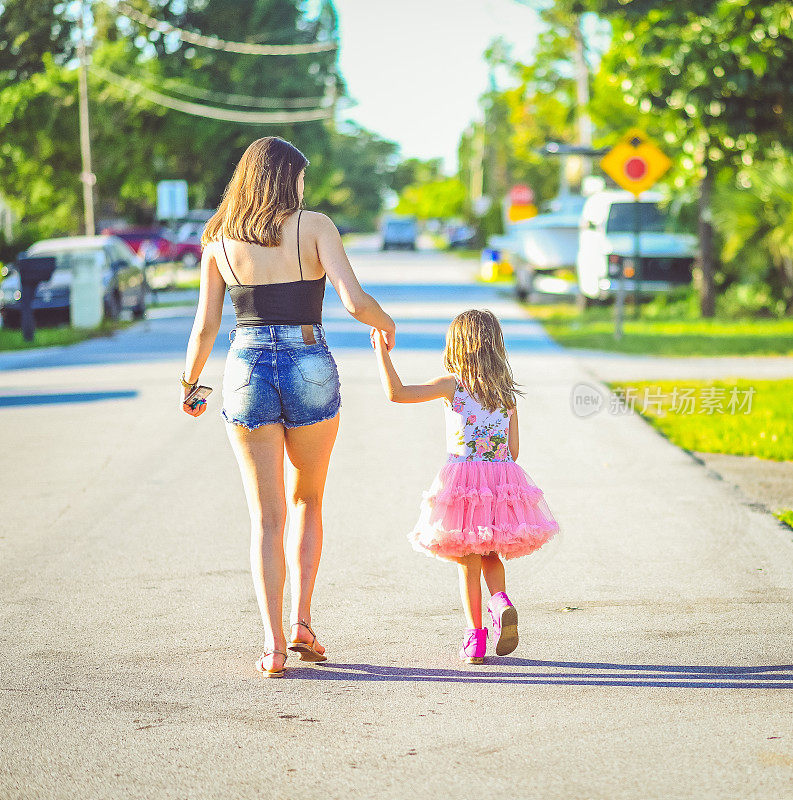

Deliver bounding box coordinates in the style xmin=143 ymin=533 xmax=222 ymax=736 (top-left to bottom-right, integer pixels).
xmin=288 ymin=620 xmax=328 ymax=663
xmin=255 ymin=648 xmax=287 ymax=677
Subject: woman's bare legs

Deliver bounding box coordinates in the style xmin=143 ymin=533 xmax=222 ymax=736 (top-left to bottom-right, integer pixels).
xmin=455 ymin=554 xmax=483 ymax=628
xmin=225 ymin=422 xmax=288 ymax=672
xmin=284 ymin=413 xmax=339 ymax=652
xmin=481 ymin=552 xmax=506 ymax=596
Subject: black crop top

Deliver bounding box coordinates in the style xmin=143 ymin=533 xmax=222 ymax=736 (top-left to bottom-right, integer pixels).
xmin=222 ymin=210 xmax=326 ymax=326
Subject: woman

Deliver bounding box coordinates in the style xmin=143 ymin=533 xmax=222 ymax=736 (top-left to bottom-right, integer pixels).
xmin=180 ymin=136 xmax=395 ymax=677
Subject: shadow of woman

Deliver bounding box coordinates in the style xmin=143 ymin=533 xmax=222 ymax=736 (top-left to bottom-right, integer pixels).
xmin=283 ymin=657 xmax=793 ymax=689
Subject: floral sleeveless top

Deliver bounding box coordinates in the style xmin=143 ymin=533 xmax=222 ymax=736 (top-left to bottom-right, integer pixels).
xmin=444 ymin=377 xmax=513 ymax=463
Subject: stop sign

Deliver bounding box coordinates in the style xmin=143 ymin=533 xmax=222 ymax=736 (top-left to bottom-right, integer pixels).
xmin=509 ymin=184 xmax=534 ymax=205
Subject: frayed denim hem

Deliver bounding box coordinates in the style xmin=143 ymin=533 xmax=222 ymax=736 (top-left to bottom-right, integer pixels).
xmin=221 ymin=408 xmax=277 ymax=431
xmin=221 ymin=400 xmax=341 ymax=431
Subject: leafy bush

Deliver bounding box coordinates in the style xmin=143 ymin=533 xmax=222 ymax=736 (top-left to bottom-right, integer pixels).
xmin=716 ymin=282 xmax=786 ymax=320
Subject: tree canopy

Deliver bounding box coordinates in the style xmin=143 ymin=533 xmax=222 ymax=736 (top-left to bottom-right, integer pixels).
xmin=0 ymin=0 xmax=398 ymax=242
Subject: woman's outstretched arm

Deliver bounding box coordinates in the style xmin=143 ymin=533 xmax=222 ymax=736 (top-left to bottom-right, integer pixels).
xmin=371 ymin=329 xmax=455 ymax=404
xmin=315 ymin=213 xmax=396 ymax=349
xmin=181 ymin=243 xmax=226 ymax=416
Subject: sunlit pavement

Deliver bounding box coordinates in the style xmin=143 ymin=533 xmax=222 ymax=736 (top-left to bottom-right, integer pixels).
xmin=2 ymin=247 xmax=792 ymax=800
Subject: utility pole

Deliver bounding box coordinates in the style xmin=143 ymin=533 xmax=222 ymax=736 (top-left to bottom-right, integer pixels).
xmin=77 ymin=0 xmax=96 ymax=236
xmin=469 ymin=122 xmax=485 ymax=205
xmin=571 ymin=13 xmax=592 ymax=170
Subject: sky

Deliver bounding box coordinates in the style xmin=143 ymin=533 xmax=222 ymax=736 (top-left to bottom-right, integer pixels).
xmin=332 ymin=0 xmax=543 ymax=173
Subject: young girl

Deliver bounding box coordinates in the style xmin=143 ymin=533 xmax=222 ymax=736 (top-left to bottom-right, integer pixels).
xmin=371 ymin=309 xmax=560 ymax=664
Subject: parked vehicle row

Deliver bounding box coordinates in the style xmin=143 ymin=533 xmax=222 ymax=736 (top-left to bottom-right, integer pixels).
xmin=492 ymin=189 xmax=697 ymax=303
xmin=0 ymin=235 xmax=147 ymax=327
xmin=101 ymin=225 xmax=203 ymax=268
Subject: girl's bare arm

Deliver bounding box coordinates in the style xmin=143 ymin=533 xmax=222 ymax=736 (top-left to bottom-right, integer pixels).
xmin=371 ymin=329 xmax=455 ymax=403
xmin=508 ymin=407 xmax=519 ymax=460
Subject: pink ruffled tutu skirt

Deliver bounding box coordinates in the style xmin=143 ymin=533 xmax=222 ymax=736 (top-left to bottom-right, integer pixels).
xmin=409 ymin=459 xmax=560 ymax=561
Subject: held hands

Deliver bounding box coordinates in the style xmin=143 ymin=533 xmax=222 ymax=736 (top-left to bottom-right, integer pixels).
xmin=377 ymin=318 xmax=396 ymax=352
xmin=370 ymin=327 xmax=389 ymax=354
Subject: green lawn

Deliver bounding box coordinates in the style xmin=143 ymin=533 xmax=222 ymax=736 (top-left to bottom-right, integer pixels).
xmin=0 ymin=319 xmax=134 ymax=351
xmin=529 ymin=303 xmax=793 ymax=356
xmin=173 ymin=277 xmax=201 ymax=290
xmin=608 ymin=378 xmax=793 ymax=461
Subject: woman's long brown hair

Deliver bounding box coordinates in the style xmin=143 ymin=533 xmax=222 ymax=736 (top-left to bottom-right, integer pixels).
xmin=201 ymin=136 xmax=308 ymax=248
xmin=443 ymin=309 xmax=523 ymax=411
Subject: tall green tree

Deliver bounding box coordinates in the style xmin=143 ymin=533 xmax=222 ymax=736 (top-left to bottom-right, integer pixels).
xmin=712 ymin=152 xmax=793 ymax=312
xmin=391 ymin=158 xmax=443 ymax=195
xmin=590 ymin=0 xmax=793 ymax=315
xmin=0 ymin=0 xmax=397 ymax=237
xmin=92 ymin=0 xmax=342 ymax=219
xmin=0 ymin=0 xmax=76 ymax=81
xmin=395 ymin=177 xmax=466 ymax=221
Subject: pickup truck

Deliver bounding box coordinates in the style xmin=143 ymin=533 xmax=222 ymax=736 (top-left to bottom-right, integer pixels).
xmin=577 ymin=190 xmax=697 ymax=302
xmin=493 ymin=190 xmax=697 ymax=302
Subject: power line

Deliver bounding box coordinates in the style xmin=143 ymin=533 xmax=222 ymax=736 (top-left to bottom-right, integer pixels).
xmin=110 ymin=1 xmax=338 ymax=56
xmin=162 ymin=80 xmax=331 ymax=109
xmin=91 ymin=65 xmax=335 ymax=123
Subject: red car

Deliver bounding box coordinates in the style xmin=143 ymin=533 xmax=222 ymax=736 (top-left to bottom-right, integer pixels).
xmin=171 ymin=234 xmax=203 ymax=269
xmin=102 ymin=227 xmax=176 ymax=264
xmin=103 ymin=225 xmax=203 ymax=268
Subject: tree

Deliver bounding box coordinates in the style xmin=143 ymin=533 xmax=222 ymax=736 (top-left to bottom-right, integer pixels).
xmin=395 ymin=177 xmax=466 ymax=221
xmin=590 ymin=0 xmax=793 ymax=315
xmin=310 ymin=124 xmax=399 ymax=230
xmin=0 ymin=0 xmax=76 ymax=82
xmin=92 ymin=0 xmax=342 ymax=219
xmin=0 ymin=0 xmax=397 ymax=237
xmin=391 ymin=158 xmax=443 ymax=195
xmin=712 ymin=152 xmax=793 ymax=312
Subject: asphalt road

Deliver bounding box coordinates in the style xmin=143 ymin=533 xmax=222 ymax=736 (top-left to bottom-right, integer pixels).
xmin=2 ymin=247 xmax=792 ymax=800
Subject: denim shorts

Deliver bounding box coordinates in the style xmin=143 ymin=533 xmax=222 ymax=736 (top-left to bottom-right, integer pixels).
xmin=221 ymin=324 xmax=341 ymax=430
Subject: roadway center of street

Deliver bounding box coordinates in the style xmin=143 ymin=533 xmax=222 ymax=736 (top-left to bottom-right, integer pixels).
xmin=1 ymin=247 xmax=791 ymax=800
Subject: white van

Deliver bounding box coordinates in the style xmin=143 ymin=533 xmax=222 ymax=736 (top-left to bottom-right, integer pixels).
xmin=577 ymin=190 xmax=697 ymax=301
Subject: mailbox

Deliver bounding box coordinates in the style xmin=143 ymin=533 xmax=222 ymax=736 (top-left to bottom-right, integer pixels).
xmin=15 ymin=256 xmax=56 ymax=342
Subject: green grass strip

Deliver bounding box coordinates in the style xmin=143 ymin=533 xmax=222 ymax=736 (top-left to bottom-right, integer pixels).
xmin=607 ymin=378 xmax=793 ymax=461
xmin=529 ymin=303 xmax=793 ymax=356
xmin=0 ymin=319 xmax=134 ymax=352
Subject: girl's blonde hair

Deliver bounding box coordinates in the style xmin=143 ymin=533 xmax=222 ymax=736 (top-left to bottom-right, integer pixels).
xmin=201 ymin=136 xmax=308 ymax=248
xmin=443 ymin=309 xmax=522 ymax=411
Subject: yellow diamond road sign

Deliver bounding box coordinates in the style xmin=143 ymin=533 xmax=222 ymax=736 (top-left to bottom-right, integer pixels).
xmin=600 ymin=128 xmax=671 ymax=197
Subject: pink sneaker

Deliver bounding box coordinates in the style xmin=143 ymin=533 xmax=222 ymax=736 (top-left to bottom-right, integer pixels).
xmin=459 ymin=628 xmax=488 ymax=664
xmin=488 ymin=591 xmax=518 ymax=655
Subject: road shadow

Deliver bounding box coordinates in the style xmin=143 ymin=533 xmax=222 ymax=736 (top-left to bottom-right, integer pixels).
xmin=0 ymin=390 xmax=137 ymax=407
xmin=284 ymin=658 xmax=793 ymax=688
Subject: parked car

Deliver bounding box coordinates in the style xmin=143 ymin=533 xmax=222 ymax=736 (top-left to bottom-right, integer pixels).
xmin=0 ymin=235 xmax=147 ymax=326
xmin=446 ymin=223 xmax=477 ymax=249
xmin=173 ymin=223 xmax=204 ymax=269
xmin=381 ymin=216 xmax=418 ymax=251
xmin=101 ymin=226 xmax=177 ymax=264
xmin=577 ymin=190 xmax=697 ymax=302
